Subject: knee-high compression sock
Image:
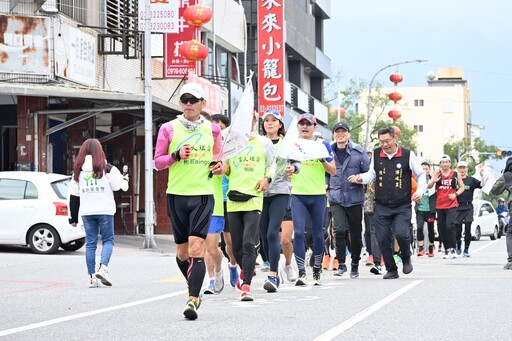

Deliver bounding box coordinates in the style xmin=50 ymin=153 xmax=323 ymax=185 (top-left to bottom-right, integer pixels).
xmin=176 ymin=257 xmax=189 ymax=280
xmin=188 ymin=258 xmax=206 ymax=298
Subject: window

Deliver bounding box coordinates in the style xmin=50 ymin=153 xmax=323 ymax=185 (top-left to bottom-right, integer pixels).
xmin=414 ymin=99 xmax=424 ymax=107
xmin=57 ymin=0 xmax=89 ymax=24
xmin=0 ymin=179 xmax=38 ymax=200
xmin=414 ymin=125 xmax=424 ymax=132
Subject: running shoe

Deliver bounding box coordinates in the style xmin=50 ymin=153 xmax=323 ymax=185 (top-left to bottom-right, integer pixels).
xmin=350 ymin=263 xmax=359 ymax=278
xmin=183 ymin=297 xmax=201 ymax=320
xmin=402 ymin=258 xmax=413 ymax=274
xmin=321 ymin=255 xmax=330 ymax=269
xmin=263 ymin=275 xmax=280 ymax=292
xmin=313 ymin=271 xmax=322 ymax=286
xmin=89 ymin=275 xmax=101 ymax=288
xmin=260 ymin=261 xmax=270 ymax=272
xmin=332 ymin=258 xmax=339 ymax=270
xmin=442 ymin=251 xmax=449 ymax=259
xmin=463 ymin=250 xmax=471 ymax=257
xmin=284 ymin=265 xmax=298 ymax=282
xmin=295 ymin=272 xmax=307 ymax=286
xmin=428 ymin=245 xmax=435 ymax=257
xmin=450 ymin=248 xmax=458 ymax=259
xmin=365 ymin=255 xmax=374 ymax=266
xmin=503 ymin=262 xmax=512 ymax=270
xmin=203 ymin=279 xmax=215 ymax=295
xmin=370 ymin=264 xmax=382 ymax=275
xmin=383 ymin=269 xmax=399 ymax=279
xmin=455 ymin=245 xmax=462 ymax=255
xmin=214 ymin=271 xmax=224 ymax=294
xmin=240 ymin=284 xmax=254 ymax=301
xmin=417 ymin=247 xmax=425 ymax=256
xmin=333 ymin=263 xmax=347 ymax=276
xmin=228 ymin=263 xmax=239 ymax=288
xmin=95 ymin=264 xmax=112 ymax=287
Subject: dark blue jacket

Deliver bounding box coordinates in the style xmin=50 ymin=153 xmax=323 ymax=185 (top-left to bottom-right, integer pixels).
xmin=328 ymin=141 xmax=370 ymax=207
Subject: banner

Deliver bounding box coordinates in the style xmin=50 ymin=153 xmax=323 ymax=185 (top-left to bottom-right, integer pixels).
xmin=0 ymin=15 xmax=50 ymax=75
xmin=257 ymin=0 xmax=285 ymax=117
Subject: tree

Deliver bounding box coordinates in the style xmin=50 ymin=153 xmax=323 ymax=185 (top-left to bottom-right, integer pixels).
xmin=443 ymin=137 xmax=500 ymax=175
xmin=324 ymin=77 xmax=417 ymax=150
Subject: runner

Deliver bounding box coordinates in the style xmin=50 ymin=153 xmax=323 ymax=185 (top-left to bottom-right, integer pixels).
xmin=154 ymin=83 xmax=224 ymax=320
xmin=291 ymin=113 xmax=336 ymax=286
xmin=259 ymin=110 xmax=300 ymax=291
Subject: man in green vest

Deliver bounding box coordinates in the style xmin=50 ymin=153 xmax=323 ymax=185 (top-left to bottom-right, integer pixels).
xmin=154 ymin=83 xmax=224 ymax=320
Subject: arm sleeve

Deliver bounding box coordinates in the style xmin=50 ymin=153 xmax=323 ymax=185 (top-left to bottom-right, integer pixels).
xmin=212 ymin=123 xmax=223 ymax=160
xmin=409 ymin=150 xmax=426 ymax=195
xmin=154 ymin=122 xmax=176 ymax=171
xmin=360 ymin=153 xmax=376 ymax=184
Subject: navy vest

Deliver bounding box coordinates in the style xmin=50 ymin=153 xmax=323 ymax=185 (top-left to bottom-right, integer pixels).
xmin=374 ymin=147 xmax=412 ymax=207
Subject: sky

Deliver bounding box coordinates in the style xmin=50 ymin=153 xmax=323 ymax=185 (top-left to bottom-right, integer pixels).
xmin=324 ymin=0 xmax=512 ymax=174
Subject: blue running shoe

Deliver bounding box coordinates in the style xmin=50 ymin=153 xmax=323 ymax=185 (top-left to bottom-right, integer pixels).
xmin=228 ymin=264 xmax=239 ymax=288
xmin=263 ymin=275 xmax=280 ymax=292
xmin=463 ymin=250 xmax=471 ymax=257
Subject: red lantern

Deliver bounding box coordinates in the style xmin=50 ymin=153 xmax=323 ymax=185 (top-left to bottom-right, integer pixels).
xmin=390 ymin=73 xmax=403 ymax=85
xmin=388 ymin=92 xmax=402 ymax=103
xmin=393 ymin=126 xmax=401 ymax=137
xmin=183 ymin=4 xmax=213 ymax=26
xmin=179 ymin=39 xmax=208 ymax=62
xmin=330 ymin=107 xmax=346 ymax=117
xmin=388 ymin=110 xmax=401 ymax=122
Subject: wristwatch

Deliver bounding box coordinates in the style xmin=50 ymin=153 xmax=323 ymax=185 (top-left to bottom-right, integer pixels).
xmin=265 ymin=176 xmax=272 ymax=184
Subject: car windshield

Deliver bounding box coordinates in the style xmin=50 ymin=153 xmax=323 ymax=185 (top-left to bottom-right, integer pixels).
xmin=51 ymin=178 xmax=70 ymax=200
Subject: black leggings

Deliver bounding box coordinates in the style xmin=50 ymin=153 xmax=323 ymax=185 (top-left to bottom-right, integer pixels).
xmin=228 ymin=210 xmax=261 ymax=285
xmin=455 ymin=222 xmax=472 ymax=249
xmin=260 ymin=194 xmax=290 ymax=273
xmin=416 ymin=210 xmax=435 ymax=244
xmin=437 ymin=208 xmax=457 ymax=249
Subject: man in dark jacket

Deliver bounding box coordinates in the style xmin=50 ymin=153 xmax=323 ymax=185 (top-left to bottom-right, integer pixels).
xmin=327 ymin=122 xmax=370 ymax=278
xmin=491 ymin=157 xmax=512 ymax=270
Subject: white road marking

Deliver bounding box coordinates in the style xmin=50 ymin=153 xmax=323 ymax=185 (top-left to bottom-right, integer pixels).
xmin=313 ymin=280 xmax=423 ymax=341
xmin=0 ymin=290 xmax=187 ymax=337
xmin=471 ymin=240 xmax=499 ymax=254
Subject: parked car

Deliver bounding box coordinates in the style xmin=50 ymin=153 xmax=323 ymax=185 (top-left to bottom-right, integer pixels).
xmin=471 ymin=199 xmax=499 ymax=241
xmin=0 ymin=171 xmax=85 ymax=254
xmin=430 ymin=200 xmax=499 ymax=241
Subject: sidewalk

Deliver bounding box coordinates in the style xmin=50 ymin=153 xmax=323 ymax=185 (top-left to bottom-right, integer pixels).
xmin=115 ymin=234 xmax=176 ymax=254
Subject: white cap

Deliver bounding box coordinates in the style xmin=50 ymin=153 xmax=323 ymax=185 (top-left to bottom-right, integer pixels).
xmin=440 ymin=154 xmax=451 ymax=162
xmin=457 ymin=160 xmax=468 ymax=168
xmin=179 ymin=83 xmax=206 ymax=99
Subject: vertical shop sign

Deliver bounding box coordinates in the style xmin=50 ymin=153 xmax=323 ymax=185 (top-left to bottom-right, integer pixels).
xmin=257 ymin=0 xmax=285 ymax=116
xmin=163 ymin=0 xmax=199 ymax=78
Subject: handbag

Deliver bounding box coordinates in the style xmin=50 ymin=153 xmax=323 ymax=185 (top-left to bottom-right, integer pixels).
xmin=227 ymin=190 xmax=255 ymax=202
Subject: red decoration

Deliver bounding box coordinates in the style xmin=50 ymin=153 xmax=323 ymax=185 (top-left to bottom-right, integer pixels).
xmin=179 ymin=39 xmax=208 ymax=62
xmin=388 ymin=92 xmax=402 ymax=103
xmin=390 ymin=73 xmax=403 ymax=85
xmin=393 ymin=126 xmax=401 ymax=137
xmin=183 ymin=4 xmax=213 ymax=26
xmin=388 ymin=110 xmax=401 ymax=122
xmin=330 ymin=107 xmax=346 ymax=117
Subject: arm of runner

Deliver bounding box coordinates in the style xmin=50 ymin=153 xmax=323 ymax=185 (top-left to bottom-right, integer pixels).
xmin=154 ymin=123 xmax=176 ymax=170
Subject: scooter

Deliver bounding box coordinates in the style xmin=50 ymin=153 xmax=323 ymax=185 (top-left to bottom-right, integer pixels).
xmin=498 ymin=212 xmax=509 ymax=239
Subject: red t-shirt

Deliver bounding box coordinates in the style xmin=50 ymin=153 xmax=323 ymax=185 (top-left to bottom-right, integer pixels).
xmin=435 ymin=169 xmax=458 ymax=209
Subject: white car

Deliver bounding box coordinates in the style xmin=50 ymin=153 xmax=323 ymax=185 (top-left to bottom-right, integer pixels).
xmin=0 ymin=171 xmax=85 ymax=254
xmin=471 ymin=199 xmax=499 ymax=241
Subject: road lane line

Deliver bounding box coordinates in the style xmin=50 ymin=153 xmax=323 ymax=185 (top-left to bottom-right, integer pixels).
xmin=471 ymin=240 xmax=498 ymax=254
xmin=313 ymin=280 xmax=423 ymax=341
xmin=0 ymin=290 xmax=187 ymax=337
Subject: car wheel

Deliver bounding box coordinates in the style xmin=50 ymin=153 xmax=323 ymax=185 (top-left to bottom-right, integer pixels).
xmin=490 ymin=226 xmax=498 ymax=240
xmin=28 ymin=225 xmax=61 ymax=254
xmin=473 ymin=226 xmax=481 ymax=241
xmin=61 ymin=238 xmax=85 ymax=252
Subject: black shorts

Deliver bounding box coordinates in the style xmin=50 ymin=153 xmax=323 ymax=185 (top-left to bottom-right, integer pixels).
xmin=454 ymin=206 xmax=474 ymax=224
xmin=223 ymin=201 xmax=230 ymax=233
xmin=167 ymin=194 xmax=214 ymax=244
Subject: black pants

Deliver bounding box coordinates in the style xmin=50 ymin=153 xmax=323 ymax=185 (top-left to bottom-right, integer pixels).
xmin=437 ymin=208 xmax=457 ymax=250
xmin=331 ymin=204 xmax=363 ymax=264
xmin=228 ymin=210 xmax=261 ymax=285
xmin=416 ymin=210 xmax=436 ymax=244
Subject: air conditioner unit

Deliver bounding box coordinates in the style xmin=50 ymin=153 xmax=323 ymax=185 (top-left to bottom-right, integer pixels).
xmin=37 ymin=0 xmax=58 ymax=14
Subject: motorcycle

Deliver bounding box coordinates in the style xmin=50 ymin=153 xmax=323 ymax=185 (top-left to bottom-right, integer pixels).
xmin=498 ymin=212 xmax=509 ymax=238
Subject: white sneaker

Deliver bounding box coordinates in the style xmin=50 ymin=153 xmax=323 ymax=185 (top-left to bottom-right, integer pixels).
xmin=95 ymin=264 xmax=112 ymax=286
xmin=214 ymin=270 xmax=224 ymax=294
xmin=284 ymin=265 xmax=298 ymax=282
xmin=89 ymin=276 xmax=100 ymax=288
xmin=450 ymin=249 xmax=458 ymax=259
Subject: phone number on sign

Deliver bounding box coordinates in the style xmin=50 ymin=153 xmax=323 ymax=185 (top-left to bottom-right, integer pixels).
xmin=139 ymin=21 xmax=175 ymax=31
xmin=139 ymin=10 xmax=175 ymax=20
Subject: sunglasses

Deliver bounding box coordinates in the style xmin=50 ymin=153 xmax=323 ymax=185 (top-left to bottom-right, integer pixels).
xmin=298 ymin=121 xmax=314 ymax=127
xmin=180 ymin=96 xmax=202 ymax=105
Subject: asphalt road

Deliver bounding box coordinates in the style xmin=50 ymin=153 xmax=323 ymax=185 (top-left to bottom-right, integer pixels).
xmin=1 ymin=235 xmax=511 ymax=340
